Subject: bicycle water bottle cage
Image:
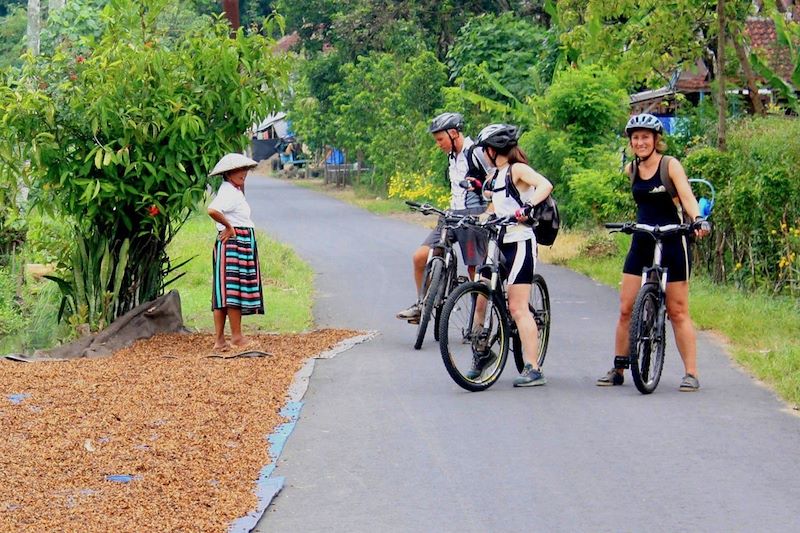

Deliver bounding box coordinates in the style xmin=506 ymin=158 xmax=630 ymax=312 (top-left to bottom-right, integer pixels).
xmin=614 ymin=355 xmax=630 ymax=369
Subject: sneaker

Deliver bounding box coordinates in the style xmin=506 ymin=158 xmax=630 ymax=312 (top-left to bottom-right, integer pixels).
xmin=513 ymin=364 xmax=546 ymax=387
xmin=465 ymin=349 xmax=498 ymax=380
xmin=679 ymin=373 xmax=700 ymax=392
xmin=596 ymin=369 xmax=624 ymax=387
xmin=396 ymin=302 xmax=421 ymax=321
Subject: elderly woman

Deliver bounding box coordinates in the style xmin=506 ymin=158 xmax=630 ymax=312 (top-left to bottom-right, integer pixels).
xmin=207 ymin=153 xmax=264 ymax=351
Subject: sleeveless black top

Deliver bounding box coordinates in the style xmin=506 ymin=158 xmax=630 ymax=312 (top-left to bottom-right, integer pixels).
xmin=632 ymin=157 xmax=681 ymax=225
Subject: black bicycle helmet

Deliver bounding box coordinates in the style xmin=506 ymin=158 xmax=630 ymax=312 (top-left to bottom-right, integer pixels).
xmin=428 ymin=112 xmax=464 ymax=134
xmin=475 ymin=123 xmax=520 ymax=150
xmin=625 ymin=113 xmax=663 ymax=136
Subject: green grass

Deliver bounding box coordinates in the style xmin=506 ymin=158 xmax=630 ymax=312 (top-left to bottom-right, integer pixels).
xmin=167 ymin=212 xmax=314 ymax=333
xmin=0 ymin=268 xmax=70 ymax=354
xmin=564 ymin=230 xmax=800 ymax=407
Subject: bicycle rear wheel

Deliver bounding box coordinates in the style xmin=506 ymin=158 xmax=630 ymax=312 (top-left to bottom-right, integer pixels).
xmin=628 ymin=282 xmax=666 ymax=394
xmin=439 ymin=282 xmax=509 ymax=392
xmin=414 ymin=257 xmax=443 ymax=350
xmin=511 ymin=274 xmax=551 ymax=372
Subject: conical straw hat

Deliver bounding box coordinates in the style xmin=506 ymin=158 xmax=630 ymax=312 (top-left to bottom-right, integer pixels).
xmin=209 ymin=153 xmax=258 ymax=176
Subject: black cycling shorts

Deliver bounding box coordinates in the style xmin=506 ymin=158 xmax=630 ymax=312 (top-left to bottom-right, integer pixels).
xmin=623 ymin=234 xmax=692 ymax=282
xmin=499 ymin=239 xmax=536 ymax=285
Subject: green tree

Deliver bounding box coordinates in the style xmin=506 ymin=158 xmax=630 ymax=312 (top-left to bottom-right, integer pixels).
xmin=447 ymin=12 xmax=548 ymax=101
xmin=0 ymin=0 xmax=289 ymax=329
xmin=0 ymin=5 xmax=26 ymax=68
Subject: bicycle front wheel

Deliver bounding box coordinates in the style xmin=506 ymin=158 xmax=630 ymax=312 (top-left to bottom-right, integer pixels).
xmin=414 ymin=257 xmax=444 ymax=350
xmin=439 ymin=282 xmax=509 ymax=392
xmin=628 ymin=282 xmax=666 ymax=394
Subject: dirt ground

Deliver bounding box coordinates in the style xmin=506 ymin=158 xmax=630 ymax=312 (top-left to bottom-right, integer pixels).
xmin=0 ymin=329 xmax=360 ymax=532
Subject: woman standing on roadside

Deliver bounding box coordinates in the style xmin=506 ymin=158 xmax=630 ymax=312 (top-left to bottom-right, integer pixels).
xmin=475 ymin=124 xmax=553 ymax=387
xmin=596 ymin=114 xmax=711 ymax=391
xmin=207 ymin=153 xmax=264 ymax=351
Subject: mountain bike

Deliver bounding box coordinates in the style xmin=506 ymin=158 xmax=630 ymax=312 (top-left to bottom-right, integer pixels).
xmin=438 ymin=215 xmax=551 ymax=392
xmin=405 ymin=201 xmax=470 ymax=350
xmin=605 ymin=221 xmax=701 ymax=394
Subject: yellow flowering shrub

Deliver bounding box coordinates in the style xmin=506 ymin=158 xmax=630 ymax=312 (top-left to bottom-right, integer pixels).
xmin=388 ymin=171 xmax=449 ymax=208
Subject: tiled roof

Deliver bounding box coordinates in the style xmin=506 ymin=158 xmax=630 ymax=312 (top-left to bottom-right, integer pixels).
xmin=274 ymin=31 xmax=301 ymax=53
xmin=745 ymin=17 xmax=794 ymax=81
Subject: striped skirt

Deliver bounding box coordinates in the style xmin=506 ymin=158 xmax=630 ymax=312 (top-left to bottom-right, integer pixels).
xmin=212 ymin=227 xmax=265 ymax=315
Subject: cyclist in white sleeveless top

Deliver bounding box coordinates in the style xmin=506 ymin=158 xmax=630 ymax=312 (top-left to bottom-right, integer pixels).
xmin=477 ymin=124 xmax=554 ymax=387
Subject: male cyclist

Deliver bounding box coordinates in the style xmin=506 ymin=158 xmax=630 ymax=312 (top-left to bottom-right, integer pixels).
xmin=396 ymin=112 xmax=491 ymax=323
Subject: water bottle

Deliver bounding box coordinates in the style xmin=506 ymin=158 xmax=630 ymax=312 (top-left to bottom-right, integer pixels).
xmin=698 ymin=197 xmax=712 ymax=218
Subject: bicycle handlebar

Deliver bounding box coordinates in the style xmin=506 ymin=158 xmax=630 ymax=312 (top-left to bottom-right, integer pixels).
xmin=405 ymin=201 xmax=477 ymax=229
xmin=604 ymin=221 xmax=696 ymax=237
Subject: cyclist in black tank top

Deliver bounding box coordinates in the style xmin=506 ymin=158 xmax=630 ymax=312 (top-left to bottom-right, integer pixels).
xmin=597 ymin=113 xmax=711 ymax=392
xmin=632 ymin=161 xmax=681 ymax=225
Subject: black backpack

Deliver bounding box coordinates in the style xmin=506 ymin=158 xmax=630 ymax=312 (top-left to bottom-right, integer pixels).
xmin=499 ymin=163 xmax=561 ymax=246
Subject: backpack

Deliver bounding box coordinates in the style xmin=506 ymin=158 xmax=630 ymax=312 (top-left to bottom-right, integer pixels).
xmin=630 ymin=155 xmax=694 ymax=227
xmin=503 ymin=163 xmax=561 ymax=246
xmin=444 ymin=144 xmax=489 ymax=206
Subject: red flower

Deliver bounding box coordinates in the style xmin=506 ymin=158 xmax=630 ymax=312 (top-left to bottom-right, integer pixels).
xmin=148 ymin=205 xmax=160 ymax=217
xmin=76 ymin=55 xmax=85 ymax=63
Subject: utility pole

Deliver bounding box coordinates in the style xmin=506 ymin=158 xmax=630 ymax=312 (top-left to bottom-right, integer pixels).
xmin=221 ymin=0 xmax=240 ymax=31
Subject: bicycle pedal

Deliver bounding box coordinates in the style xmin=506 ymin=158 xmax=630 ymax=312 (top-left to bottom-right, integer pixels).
xmin=407 ymin=318 xmax=420 ymax=325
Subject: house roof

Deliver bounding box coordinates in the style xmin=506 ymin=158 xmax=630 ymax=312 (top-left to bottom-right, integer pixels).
xmin=745 ymin=17 xmax=795 ymax=81
xmin=274 ymin=31 xmax=301 ymax=53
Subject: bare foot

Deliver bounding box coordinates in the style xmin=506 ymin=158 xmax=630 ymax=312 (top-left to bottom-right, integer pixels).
xmin=231 ymin=336 xmax=249 ymax=347
xmin=213 ymin=342 xmax=231 ymax=352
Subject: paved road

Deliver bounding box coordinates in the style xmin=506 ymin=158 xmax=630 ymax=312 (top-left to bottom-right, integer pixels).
xmin=249 ymin=176 xmax=800 ymax=533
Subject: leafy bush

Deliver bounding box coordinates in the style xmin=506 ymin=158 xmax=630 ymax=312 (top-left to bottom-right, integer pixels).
xmin=387 ymin=170 xmax=449 ymax=208
xmin=566 ymin=155 xmax=633 ymax=226
xmin=683 ymin=117 xmax=800 ymax=294
xmin=537 ymin=65 xmax=628 ymax=146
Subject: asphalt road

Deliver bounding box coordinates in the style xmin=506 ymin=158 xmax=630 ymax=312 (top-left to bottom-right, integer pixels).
xmin=249 ymin=175 xmax=800 ymax=533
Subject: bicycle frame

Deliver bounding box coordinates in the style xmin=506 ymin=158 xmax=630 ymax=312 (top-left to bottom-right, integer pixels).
xmin=470 ymin=221 xmax=513 ymax=335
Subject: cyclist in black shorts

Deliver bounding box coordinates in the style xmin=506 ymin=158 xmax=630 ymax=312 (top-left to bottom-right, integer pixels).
xmin=597 ymin=113 xmax=711 ymax=391
xmin=396 ymin=112 xmax=491 ymax=323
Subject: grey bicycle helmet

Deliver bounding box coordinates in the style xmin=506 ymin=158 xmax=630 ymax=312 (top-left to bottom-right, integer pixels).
xmin=428 ymin=112 xmax=464 ymax=134
xmin=475 ymin=123 xmax=520 ymax=150
xmin=625 ymin=113 xmax=663 ymax=136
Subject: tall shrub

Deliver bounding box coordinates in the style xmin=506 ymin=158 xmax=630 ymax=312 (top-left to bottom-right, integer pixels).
xmin=0 ymin=0 xmax=289 ymax=328
xmin=683 ymin=117 xmax=800 ymax=294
